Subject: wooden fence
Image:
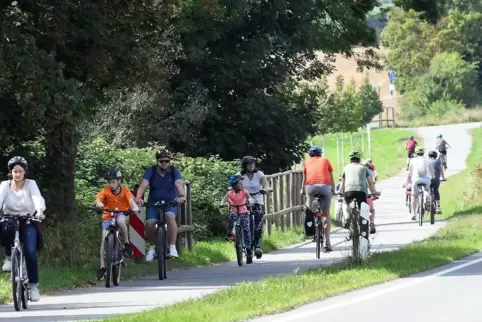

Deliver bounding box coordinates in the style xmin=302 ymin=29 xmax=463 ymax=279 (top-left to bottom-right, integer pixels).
xmin=175 ymin=181 xmax=194 ymax=253
xmin=264 ymin=170 xmax=304 ymax=235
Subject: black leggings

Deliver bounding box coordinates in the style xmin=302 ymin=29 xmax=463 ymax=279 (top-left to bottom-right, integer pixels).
xmin=344 ymin=191 xmax=367 ymax=209
xmin=431 ymin=180 xmax=440 ymax=201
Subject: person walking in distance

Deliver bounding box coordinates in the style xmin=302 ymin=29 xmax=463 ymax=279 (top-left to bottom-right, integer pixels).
xmin=406 ymin=135 xmax=418 ymax=170
xmin=301 ymin=146 xmax=336 ymax=252
xmin=134 ymin=147 xmax=186 ymax=260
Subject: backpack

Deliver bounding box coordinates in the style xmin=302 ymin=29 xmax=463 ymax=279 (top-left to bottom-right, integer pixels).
xmin=415 ymin=157 xmax=428 ymax=177
xmin=148 ymin=165 xmax=177 ymax=187
xmin=0 ymin=217 xmax=15 ymax=247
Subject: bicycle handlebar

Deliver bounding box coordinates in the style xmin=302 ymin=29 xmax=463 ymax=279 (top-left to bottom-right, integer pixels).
xmin=1 ymin=212 xmax=41 ymax=222
xmin=142 ymin=200 xmax=179 ymax=208
xmin=88 ymin=207 xmax=137 ymax=215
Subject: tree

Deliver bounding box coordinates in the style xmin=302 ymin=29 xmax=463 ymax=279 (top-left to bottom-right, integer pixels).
xmin=394 ymin=0 xmax=444 ymax=23
xmin=357 ymin=79 xmax=384 ymax=125
xmin=0 ymin=1 xmax=176 ymax=219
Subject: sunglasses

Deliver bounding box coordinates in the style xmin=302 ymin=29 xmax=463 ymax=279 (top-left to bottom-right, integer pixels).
xmin=157 ymin=159 xmax=170 ymax=164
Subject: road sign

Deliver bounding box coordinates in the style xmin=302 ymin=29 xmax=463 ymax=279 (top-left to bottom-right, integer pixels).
xmin=388 ymin=70 xmax=396 ymax=84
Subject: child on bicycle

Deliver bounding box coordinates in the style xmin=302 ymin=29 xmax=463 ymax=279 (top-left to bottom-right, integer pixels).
xmin=220 ymin=174 xmax=256 ymax=264
xmin=93 ymin=170 xmax=140 ymax=280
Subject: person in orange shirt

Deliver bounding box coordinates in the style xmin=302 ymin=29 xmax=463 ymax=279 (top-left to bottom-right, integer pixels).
xmin=94 ymin=170 xmax=140 ymax=280
xmin=301 ymin=146 xmax=336 ymax=251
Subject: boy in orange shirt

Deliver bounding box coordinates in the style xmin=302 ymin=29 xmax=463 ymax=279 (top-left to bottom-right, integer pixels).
xmin=94 ymin=170 xmax=140 ymax=280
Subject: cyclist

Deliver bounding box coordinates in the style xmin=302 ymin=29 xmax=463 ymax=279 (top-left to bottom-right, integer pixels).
xmin=134 ymin=147 xmax=186 ymax=261
xmin=365 ymin=158 xmax=377 ymax=182
xmin=428 ymin=150 xmax=445 ymax=214
xmin=236 ymin=156 xmax=272 ymax=258
xmin=337 ymin=151 xmax=379 ymax=232
xmin=301 ymin=146 xmax=335 ymax=252
xmin=220 ymin=175 xmax=255 ymax=264
xmin=0 ymin=156 xmax=46 ymax=302
xmin=362 ymin=160 xmax=378 ymax=233
xmin=406 ymin=135 xmax=418 ymax=170
xmin=94 ymin=170 xmax=140 ymax=280
xmin=405 ymin=146 xmax=435 ymax=220
xmin=436 ymin=134 xmax=451 ymax=169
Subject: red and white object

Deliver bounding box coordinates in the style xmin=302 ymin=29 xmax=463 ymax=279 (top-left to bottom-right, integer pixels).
xmin=130 ymin=187 xmax=145 ymax=258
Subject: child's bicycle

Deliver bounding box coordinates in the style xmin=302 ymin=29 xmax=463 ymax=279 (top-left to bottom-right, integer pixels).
xmin=247 ymin=189 xmax=266 ymax=259
xmin=89 ymin=207 xmax=136 ymax=288
xmin=221 ymin=203 xmax=253 ymax=266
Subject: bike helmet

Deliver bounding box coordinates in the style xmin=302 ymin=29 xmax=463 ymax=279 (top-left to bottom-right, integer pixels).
xmin=308 ymin=146 xmax=322 ymax=157
xmin=228 ymin=174 xmax=243 ymax=188
xmin=415 ymin=146 xmax=424 ymax=155
xmin=104 ymin=170 xmax=122 ymax=180
xmin=155 ymin=147 xmax=172 ymax=159
xmin=428 ymin=150 xmax=438 ymax=159
xmin=7 ymin=156 xmax=28 ymax=171
xmin=409 ymin=135 xmax=414 ymax=140
xmin=241 ymin=156 xmax=256 ymax=167
xmin=349 ymin=150 xmax=362 ymax=161
xmin=437 ymin=134 xmax=442 ymax=138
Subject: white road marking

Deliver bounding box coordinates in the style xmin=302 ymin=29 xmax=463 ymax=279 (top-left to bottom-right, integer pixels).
xmin=271 ymin=255 xmax=482 ymax=321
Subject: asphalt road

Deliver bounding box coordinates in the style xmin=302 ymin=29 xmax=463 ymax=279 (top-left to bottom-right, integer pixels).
xmin=0 ymin=122 xmax=479 ymax=321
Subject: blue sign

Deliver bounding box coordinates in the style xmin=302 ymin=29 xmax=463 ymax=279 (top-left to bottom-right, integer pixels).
xmin=388 ymin=70 xmax=396 ymax=83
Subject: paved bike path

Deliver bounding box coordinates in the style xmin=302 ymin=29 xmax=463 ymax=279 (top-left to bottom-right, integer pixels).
xmin=0 ymin=123 xmax=478 ymax=321
xmin=252 ymin=122 xmax=482 ymax=322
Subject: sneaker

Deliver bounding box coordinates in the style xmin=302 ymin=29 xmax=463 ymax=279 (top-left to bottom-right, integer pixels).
xmin=123 ymin=243 xmax=133 ymax=256
xmin=146 ymin=248 xmax=155 ymax=262
xmin=2 ymin=259 xmax=11 ymax=272
xmin=96 ymin=267 xmax=106 ymax=281
xmin=30 ymin=286 xmax=40 ymax=302
xmin=255 ymin=248 xmax=263 ymax=258
xmin=324 ymin=244 xmax=333 ymax=252
xmin=436 ymin=207 xmax=442 ymax=214
xmin=169 ymin=245 xmax=178 ymax=259
xmin=246 ymin=256 xmax=253 ymax=264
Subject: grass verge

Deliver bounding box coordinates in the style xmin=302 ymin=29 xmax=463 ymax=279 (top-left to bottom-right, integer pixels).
xmin=310 ymin=128 xmax=416 ymax=179
xmin=0 ymin=226 xmax=305 ymax=304
xmin=396 ymin=108 xmax=482 ymax=128
xmin=104 ymin=128 xmax=482 ymax=322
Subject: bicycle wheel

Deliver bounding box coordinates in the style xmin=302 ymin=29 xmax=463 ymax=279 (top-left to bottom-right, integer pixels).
xmin=235 ymin=224 xmax=243 ymax=266
xmin=430 ymin=192 xmax=436 ymax=225
xmin=315 ymin=217 xmax=322 ymax=259
xmin=418 ymin=191 xmax=424 ymax=226
xmin=156 ymin=226 xmax=167 ymax=280
xmin=104 ymin=234 xmax=115 ymax=288
xmin=112 ymin=238 xmax=122 ymax=286
xmin=21 ymin=256 xmax=28 ymax=309
xmin=350 ymin=207 xmax=361 ymax=262
xmin=250 ymin=214 xmax=256 ymax=258
xmin=11 ymin=249 xmax=22 ymax=311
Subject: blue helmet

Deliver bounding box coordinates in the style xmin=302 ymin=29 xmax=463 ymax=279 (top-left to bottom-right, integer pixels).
xmin=228 ymin=174 xmax=243 ymax=188
xmin=437 ymin=133 xmax=442 ymax=138
xmin=308 ymin=146 xmax=322 ymax=157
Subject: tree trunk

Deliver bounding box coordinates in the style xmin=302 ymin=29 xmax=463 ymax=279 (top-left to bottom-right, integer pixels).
xmin=43 ymin=124 xmax=78 ymax=222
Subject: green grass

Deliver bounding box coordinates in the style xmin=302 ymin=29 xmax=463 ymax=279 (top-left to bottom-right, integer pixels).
xmin=0 ymin=226 xmax=306 ymax=304
xmin=310 ymin=128 xmax=416 ymax=179
xmin=104 ymin=128 xmax=482 ymax=322
xmin=396 ymin=108 xmax=482 ymax=128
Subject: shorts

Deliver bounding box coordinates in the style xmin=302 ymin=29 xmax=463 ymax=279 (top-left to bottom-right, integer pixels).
xmin=305 ymin=184 xmax=333 ymax=212
xmin=438 ymin=150 xmax=447 ymax=156
xmin=412 ymin=178 xmax=430 ymax=196
xmin=407 ymin=151 xmax=415 ymax=158
xmin=146 ymin=205 xmax=178 ymax=223
xmin=102 ymin=214 xmax=126 ymax=231
xmin=344 ymin=191 xmax=367 ymax=209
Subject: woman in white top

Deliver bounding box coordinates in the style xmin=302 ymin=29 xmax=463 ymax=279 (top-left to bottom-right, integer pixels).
xmin=405 ymin=147 xmax=434 ymax=220
xmin=236 ymin=156 xmax=271 ymax=258
xmin=0 ymin=156 xmax=46 ymax=302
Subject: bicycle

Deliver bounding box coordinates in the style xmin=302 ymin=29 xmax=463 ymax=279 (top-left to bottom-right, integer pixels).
xmin=248 ymin=189 xmax=266 ymax=259
xmin=313 ymin=194 xmax=326 ymax=258
xmin=222 ymin=202 xmax=254 ymax=267
xmin=89 ymin=207 xmax=136 ymax=288
xmin=438 ymin=147 xmax=449 ymax=170
xmin=142 ymin=200 xmax=179 ymax=280
xmin=0 ymin=212 xmax=41 ymax=311
xmin=415 ymin=184 xmax=433 ymax=226
xmin=339 ymin=193 xmax=380 ymax=262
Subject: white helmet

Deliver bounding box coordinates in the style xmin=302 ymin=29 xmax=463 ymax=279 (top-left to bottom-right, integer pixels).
xmin=8 ymin=156 xmax=28 ymax=171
